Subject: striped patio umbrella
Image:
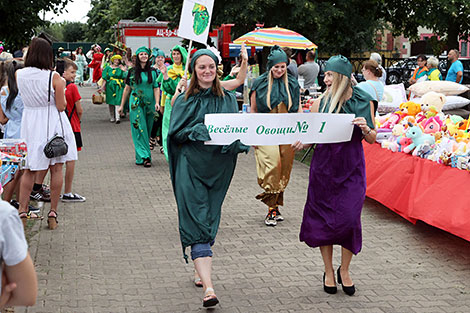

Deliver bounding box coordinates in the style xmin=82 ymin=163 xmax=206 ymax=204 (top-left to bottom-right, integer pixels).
xmin=233 ymin=26 xmax=317 ymax=50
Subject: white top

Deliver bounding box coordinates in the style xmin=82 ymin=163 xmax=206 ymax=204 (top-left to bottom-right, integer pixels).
xmin=0 ymin=201 xmax=28 ymax=293
xmin=17 ymin=67 xmax=77 ymax=170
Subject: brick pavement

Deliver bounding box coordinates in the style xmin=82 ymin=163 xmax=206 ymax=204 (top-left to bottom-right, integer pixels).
xmin=20 ymin=86 xmax=470 ymax=313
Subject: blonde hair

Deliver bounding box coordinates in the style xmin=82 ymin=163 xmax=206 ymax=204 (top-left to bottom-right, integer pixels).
xmin=266 ymin=68 xmax=292 ymax=110
xmin=318 ymin=72 xmax=351 ymax=113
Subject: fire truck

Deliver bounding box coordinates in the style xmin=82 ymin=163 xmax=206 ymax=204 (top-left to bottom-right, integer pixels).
xmin=115 ymin=18 xmax=260 ymax=61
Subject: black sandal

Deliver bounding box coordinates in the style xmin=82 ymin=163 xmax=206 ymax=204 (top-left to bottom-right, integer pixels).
xmin=47 ymin=210 xmax=58 ymax=230
xmin=149 ymin=137 xmax=157 ymax=150
xmin=143 ymin=158 xmax=152 ymax=168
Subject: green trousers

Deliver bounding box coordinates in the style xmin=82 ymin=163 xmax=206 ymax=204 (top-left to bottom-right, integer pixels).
xmin=129 ymin=103 xmax=155 ymax=164
xmin=161 ymin=98 xmax=173 ymax=161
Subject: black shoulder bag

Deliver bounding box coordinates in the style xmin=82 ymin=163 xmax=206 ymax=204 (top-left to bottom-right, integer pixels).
xmin=44 ymin=71 xmax=69 ymax=159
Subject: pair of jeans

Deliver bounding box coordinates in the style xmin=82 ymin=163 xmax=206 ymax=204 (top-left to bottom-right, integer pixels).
xmin=190 ymin=241 xmax=215 ymax=260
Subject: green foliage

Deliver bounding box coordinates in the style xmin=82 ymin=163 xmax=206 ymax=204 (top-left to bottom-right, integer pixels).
xmin=211 ymin=0 xmax=383 ymax=56
xmin=0 ymin=0 xmax=70 ymax=50
xmin=383 ymin=0 xmax=470 ymax=49
xmin=62 ymin=22 xmax=87 ymax=42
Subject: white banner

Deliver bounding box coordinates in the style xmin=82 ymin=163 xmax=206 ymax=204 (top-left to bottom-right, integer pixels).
xmin=204 ymin=113 xmax=355 ymax=146
xmin=177 ymin=0 xmax=214 ymax=45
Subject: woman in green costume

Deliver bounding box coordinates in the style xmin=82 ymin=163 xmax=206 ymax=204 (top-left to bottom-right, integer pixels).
xmin=168 ymin=49 xmax=249 ymax=308
xmin=100 ymin=54 xmax=127 ymax=124
xmin=118 ymin=47 xmax=160 ymax=167
xmin=156 ymin=45 xmax=188 ymax=160
xmin=249 ymin=45 xmax=301 ymax=227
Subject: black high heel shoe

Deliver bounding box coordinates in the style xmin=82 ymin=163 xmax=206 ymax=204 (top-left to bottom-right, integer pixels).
xmin=337 ymin=266 xmax=355 ymax=296
xmin=322 ymin=273 xmax=337 ymax=294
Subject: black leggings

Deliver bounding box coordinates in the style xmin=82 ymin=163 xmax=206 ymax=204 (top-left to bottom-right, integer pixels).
xmin=150 ymin=115 xmax=163 ymax=146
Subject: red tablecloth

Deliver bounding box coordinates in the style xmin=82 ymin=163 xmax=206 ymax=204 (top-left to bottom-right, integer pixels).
xmin=363 ymin=142 xmax=470 ymax=241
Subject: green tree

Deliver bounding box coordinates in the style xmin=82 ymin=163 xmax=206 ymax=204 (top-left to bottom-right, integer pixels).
xmin=0 ymin=0 xmax=70 ymax=50
xmin=86 ymin=0 xmax=114 ymax=42
xmin=211 ymin=0 xmax=384 ymax=56
xmin=63 ymin=22 xmax=87 ymax=42
xmin=383 ymin=0 xmax=470 ymax=50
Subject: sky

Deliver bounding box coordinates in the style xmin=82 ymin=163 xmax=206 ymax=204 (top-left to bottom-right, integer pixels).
xmin=44 ymin=0 xmax=92 ymax=23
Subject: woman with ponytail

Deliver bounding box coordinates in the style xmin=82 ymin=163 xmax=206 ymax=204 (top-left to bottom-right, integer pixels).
xmin=249 ymin=45 xmax=301 ymax=227
xmin=292 ymin=55 xmax=377 ymax=296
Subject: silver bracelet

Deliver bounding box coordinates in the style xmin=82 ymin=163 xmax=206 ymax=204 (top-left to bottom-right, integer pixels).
xmin=362 ymin=128 xmax=372 ymax=136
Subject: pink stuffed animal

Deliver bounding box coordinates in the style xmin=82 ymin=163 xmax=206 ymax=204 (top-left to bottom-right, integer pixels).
xmin=423 ymin=116 xmax=443 ymax=134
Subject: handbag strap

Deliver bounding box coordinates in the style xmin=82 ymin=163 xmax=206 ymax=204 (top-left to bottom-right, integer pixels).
xmin=366 ymin=81 xmax=380 ymax=101
xmin=46 ymin=71 xmax=66 ymax=141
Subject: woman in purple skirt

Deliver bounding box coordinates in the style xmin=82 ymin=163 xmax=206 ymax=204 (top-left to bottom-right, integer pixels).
xmin=292 ymin=55 xmax=377 ymax=296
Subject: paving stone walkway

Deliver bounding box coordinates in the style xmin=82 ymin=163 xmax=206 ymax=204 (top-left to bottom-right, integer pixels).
xmin=20 ymin=86 xmax=470 ymax=313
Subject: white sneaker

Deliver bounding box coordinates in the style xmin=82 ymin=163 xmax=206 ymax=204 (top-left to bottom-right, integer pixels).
xmin=110 ymin=118 xmax=116 ymax=123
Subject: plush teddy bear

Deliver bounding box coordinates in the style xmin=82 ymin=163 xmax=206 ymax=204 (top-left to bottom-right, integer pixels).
xmin=420 ymin=91 xmax=446 ymax=118
xmin=399 ymin=101 xmax=421 ymax=116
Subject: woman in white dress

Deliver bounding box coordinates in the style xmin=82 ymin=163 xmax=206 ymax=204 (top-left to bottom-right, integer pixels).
xmin=16 ymin=37 xmax=77 ymax=229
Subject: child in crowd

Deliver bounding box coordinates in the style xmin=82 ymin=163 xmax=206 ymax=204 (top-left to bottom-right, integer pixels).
xmin=0 ymin=200 xmax=37 ymax=308
xmin=61 ymin=60 xmax=86 ymax=202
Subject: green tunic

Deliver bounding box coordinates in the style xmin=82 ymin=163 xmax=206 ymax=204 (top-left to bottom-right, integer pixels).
xmin=126 ymin=69 xmax=160 ymax=164
xmin=102 ymin=66 xmax=127 ymax=106
xmin=168 ymin=88 xmax=250 ymax=261
xmin=250 ymin=72 xmax=300 ymax=113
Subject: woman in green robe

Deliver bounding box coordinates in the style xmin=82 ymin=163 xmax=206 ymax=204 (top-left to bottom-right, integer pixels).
xmin=100 ymin=54 xmax=127 ymax=124
xmin=168 ymin=49 xmax=249 ymax=308
xmin=118 ymin=47 xmax=160 ymax=167
xmin=249 ymin=45 xmax=301 ymax=227
xmin=156 ymin=45 xmax=188 ymax=160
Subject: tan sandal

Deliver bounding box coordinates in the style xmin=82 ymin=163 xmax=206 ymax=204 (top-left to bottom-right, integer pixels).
xmin=47 ymin=210 xmax=58 ymax=230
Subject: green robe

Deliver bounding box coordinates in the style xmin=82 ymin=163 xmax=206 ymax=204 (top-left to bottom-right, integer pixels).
xmin=127 ymin=69 xmax=160 ymax=164
xmin=102 ymin=66 xmax=127 ymax=106
xmin=168 ymin=88 xmax=250 ymax=261
xmin=160 ymin=63 xmax=185 ymax=161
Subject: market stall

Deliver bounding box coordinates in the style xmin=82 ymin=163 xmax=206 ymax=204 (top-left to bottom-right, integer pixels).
xmin=0 ymin=139 xmax=27 ymax=189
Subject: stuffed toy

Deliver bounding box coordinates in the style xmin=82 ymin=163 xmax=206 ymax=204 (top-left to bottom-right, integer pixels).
xmin=376 ymin=129 xmax=393 ymax=143
xmin=399 ymin=101 xmax=421 ymax=116
xmin=420 ymin=91 xmax=446 ymax=118
xmin=423 ymin=116 xmax=443 ymax=134
xmin=382 ymin=112 xmax=403 ymax=129
xmin=403 ymin=123 xmax=436 ymax=154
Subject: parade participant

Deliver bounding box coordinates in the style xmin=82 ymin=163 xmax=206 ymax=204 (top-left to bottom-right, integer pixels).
xmin=409 ymin=54 xmax=428 ymax=85
xmin=16 ymin=37 xmax=78 ymax=229
xmin=356 ymin=60 xmax=384 ymax=101
xmin=74 ymin=47 xmax=87 ymax=86
xmin=149 ymin=48 xmax=166 ymax=151
xmin=100 ymin=55 xmax=127 ymax=124
xmin=157 ymin=45 xmax=188 ymax=160
xmin=292 ymin=55 xmax=376 ymax=296
xmin=118 ymin=47 xmax=160 ymax=167
xmin=168 ymin=49 xmax=249 ymax=308
xmin=249 ymin=45 xmax=301 ymax=226
xmin=87 ymin=45 xmax=103 ymax=84
xmin=101 ymin=47 xmax=112 ymax=70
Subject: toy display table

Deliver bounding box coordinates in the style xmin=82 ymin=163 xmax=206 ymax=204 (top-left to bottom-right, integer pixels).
xmin=363 ymin=142 xmax=470 ymax=241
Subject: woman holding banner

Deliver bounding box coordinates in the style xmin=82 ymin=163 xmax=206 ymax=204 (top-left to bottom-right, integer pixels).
xmin=249 ymin=45 xmax=301 ymax=227
xmin=168 ymin=49 xmax=249 ymax=308
xmin=292 ymin=55 xmax=376 ymax=296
